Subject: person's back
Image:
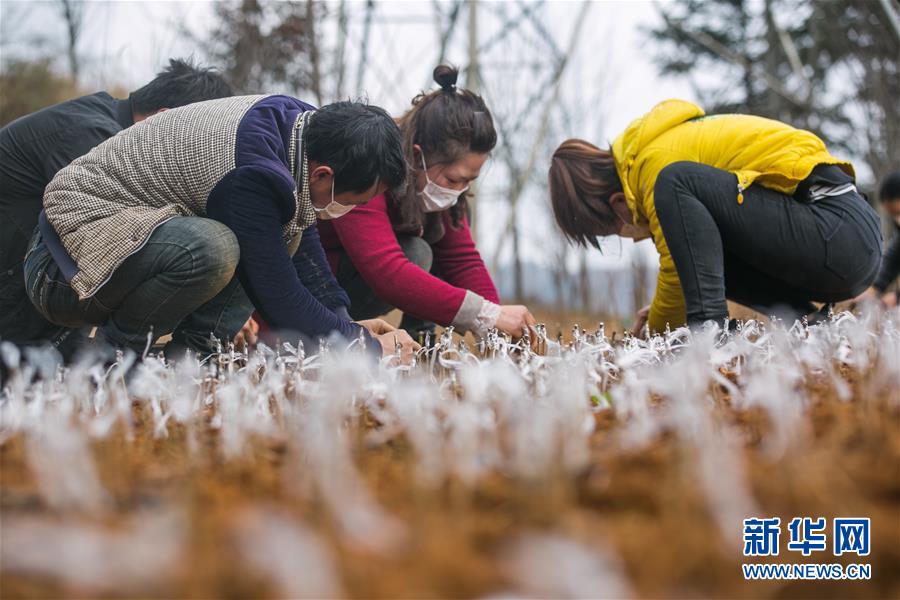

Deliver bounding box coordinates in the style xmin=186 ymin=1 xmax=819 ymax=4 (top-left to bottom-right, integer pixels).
xmin=43 ymin=94 xmax=293 ymax=298
xmin=613 ymin=100 xmax=853 ymax=214
xmin=0 ymin=58 xmax=232 ymax=346
xmin=1 ymin=92 xmax=126 ymax=214
xmin=0 ymin=93 xmax=132 ymax=342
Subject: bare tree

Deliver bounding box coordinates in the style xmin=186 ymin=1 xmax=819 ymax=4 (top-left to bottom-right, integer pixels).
xmin=306 ymin=0 xmax=323 ymax=106
xmin=487 ymin=0 xmax=592 ymax=300
xmin=57 ymin=0 xmax=84 ymax=83
xmin=354 ymin=0 xmax=376 ymax=97
xmin=332 ymin=0 xmax=349 ymax=99
xmin=193 ymin=0 xmax=314 ymax=96
xmin=649 ymin=0 xmax=899 ymax=184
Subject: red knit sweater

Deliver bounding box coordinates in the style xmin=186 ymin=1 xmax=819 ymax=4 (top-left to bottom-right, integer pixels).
xmin=317 ymin=194 xmax=500 ymax=326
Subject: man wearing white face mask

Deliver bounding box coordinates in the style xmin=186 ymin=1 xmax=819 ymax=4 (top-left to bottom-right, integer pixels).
xmin=313 ymin=176 xmax=358 ymax=220
xmin=26 ymin=95 xmax=420 ymax=362
xmin=318 ymin=65 xmax=537 ymax=342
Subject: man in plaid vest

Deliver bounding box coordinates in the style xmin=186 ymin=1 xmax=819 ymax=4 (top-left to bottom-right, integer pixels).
xmin=0 ymin=59 xmax=232 ymax=352
xmin=25 ymin=94 xmax=416 ymax=360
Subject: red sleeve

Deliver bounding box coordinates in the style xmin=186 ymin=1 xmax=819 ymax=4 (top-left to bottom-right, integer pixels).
xmin=327 ymin=195 xmax=468 ymax=326
xmin=432 ymin=212 xmax=500 ymax=303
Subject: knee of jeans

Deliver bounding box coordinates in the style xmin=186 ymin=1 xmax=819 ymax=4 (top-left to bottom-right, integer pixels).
xmin=398 ymin=236 xmax=433 ymax=271
xmin=193 ymin=225 xmax=240 ymax=286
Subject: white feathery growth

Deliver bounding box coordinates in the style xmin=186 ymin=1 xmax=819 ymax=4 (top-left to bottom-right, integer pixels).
xmin=232 ymin=506 xmax=344 ymax=598
xmin=1 ymin=309 xmax=895 ymax=592
xmin=500 ymin=532 xmax=634 ymax=599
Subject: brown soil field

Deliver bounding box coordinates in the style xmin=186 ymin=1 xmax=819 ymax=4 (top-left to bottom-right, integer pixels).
xmin=1 ymin=312 xmax=898 ymax=599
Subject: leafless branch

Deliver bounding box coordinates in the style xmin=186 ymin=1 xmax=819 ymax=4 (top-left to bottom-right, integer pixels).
xmin=57 ymin=0 xmax=83 ymax=82
xmin=658 ymin=9 xmax=812 ymax=110
xmin=490 ymin=0 xmax=593 ymax=269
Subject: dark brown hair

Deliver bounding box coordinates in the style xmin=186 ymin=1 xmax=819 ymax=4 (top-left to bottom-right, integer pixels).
xmin=548 ymin=139 xmax=623 ymax=248
xmin=391 ymin=65 xmax=497 ymax=236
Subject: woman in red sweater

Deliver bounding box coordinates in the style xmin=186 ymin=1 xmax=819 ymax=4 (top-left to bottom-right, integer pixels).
xmin=318 ymin=65 xmax=535 ymax=340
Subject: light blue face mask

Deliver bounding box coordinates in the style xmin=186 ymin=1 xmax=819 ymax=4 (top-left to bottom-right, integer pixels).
xmin=314 ymin=176 xmax=355 ymax=220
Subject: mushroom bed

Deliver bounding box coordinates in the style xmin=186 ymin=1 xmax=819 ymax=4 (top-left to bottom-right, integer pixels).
xmin=1 ymin=312 xmax=898 ymax=599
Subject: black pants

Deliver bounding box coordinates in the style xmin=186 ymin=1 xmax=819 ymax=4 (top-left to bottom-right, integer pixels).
xmin=335 ymin=235 xmax=435 ymax=334
xmin=653 ymin=162 xmax=883 ymax=326
xmin=0 ymin=197 xmax=64 ymax=379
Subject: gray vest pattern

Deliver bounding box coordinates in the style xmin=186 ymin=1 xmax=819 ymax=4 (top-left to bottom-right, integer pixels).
xmin=43 ymin=94 xmax=313 ymax=299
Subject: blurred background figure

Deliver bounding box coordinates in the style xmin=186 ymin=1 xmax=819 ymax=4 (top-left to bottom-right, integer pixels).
xmin=856 ymin=172 xmax=900 ymax=307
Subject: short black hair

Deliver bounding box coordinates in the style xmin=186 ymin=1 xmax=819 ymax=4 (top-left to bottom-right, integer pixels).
xmin=879 ymin=171 xmax=900 ymax=202
xmin=130 ymin=58 xmax=232 ymax=115
xmin=305 ymin=101 xmax=406 ymax=195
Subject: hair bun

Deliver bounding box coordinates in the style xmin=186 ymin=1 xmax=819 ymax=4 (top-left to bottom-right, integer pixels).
xmin=432 ymin=65 xmax=458 ymax=92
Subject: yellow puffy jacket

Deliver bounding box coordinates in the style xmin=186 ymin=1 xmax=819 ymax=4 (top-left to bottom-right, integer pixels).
xmin=611 ymin=99 xmax=853 ymax=333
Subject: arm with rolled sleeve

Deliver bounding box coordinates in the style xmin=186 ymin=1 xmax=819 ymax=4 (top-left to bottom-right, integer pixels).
xmin=430 ymin=211 xmax=502 ymax=333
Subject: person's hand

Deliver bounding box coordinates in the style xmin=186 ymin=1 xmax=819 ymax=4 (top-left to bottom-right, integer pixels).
xmin=356 ymin=318 xmax=396 ymax=336
xmin=853 ymin=287 xmax=878 ymax=306
xmin=881 ymin=291 xmax=897 ymax=308
xmin=494 ymin=305 xmax=537 ymax=339
xmin=233 ymin=316 xmax=259 ymax=350
xmin=374 ymin=329 xmax=420 ymax=364
xmin=631 ymin=305 xmax=651 ymax=338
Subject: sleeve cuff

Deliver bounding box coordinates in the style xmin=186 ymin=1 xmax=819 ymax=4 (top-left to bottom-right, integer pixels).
xmin=451 ymin=291 xmax=496 ymax=335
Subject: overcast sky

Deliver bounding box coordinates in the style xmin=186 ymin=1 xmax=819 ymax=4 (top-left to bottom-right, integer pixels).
xmin=1 ymin=0 xmax=696 ymax=273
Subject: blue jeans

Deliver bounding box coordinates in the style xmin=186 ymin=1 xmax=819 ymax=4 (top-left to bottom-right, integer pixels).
xmin=24 ymin=217 xmax=254 ymax=355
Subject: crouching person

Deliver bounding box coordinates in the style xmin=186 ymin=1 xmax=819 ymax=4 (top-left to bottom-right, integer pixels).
xmin=317 ymin=66 xmax=536 ymax=342
xmin=549 ymin=100 xmax=882 ymax=334
xmin=25 ymin=95 xmax=419 ymax=362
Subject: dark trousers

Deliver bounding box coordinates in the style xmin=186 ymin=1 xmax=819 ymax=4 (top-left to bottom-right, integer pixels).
xmin=335 ymin=235 xmax=435 ymax=334
xmin=0 ymin=203 xmax=60 ymax=346
xmin=23 ymin=217 xmax=254 ymax=355
xmin=653 ymin=162 xmax=883 ymax=326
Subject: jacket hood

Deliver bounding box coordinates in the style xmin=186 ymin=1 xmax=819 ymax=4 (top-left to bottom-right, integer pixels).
xmin=612 ymin=99 xmax=705 ymax=208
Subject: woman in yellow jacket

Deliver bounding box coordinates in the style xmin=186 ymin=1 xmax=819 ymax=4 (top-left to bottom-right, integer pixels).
xmin=549 ymin=99 xmax=882 ymax=333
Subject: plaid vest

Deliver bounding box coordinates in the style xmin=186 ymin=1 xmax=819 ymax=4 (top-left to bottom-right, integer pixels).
xmin=43 ymin=94 xmax=315 ymax=299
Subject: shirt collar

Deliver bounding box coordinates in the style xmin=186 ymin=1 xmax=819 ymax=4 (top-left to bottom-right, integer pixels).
xmin=115 ymin=96 xmax=135 ymax=129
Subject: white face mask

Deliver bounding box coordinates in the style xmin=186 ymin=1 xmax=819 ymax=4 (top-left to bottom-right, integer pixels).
xmin=314 ymin=176 xmax=355 ymax=220
xmin=418 ymin=153 xmax=467 ymax=212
